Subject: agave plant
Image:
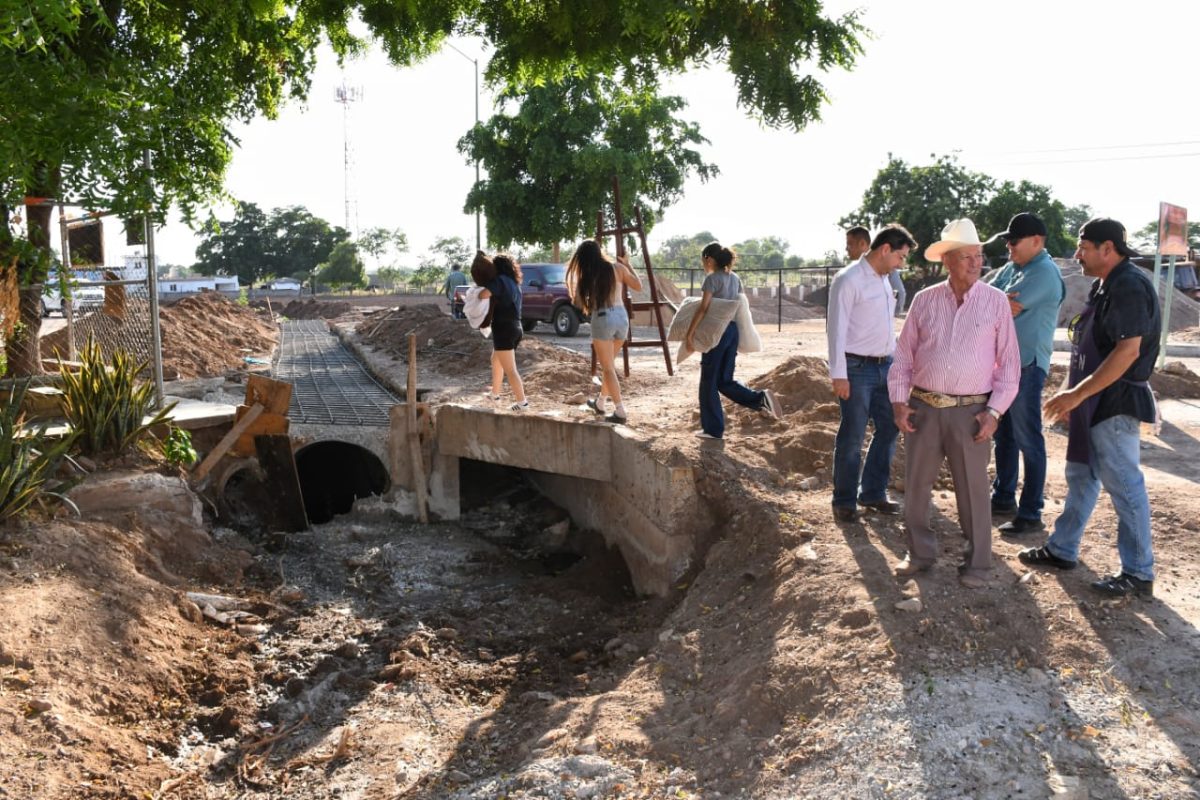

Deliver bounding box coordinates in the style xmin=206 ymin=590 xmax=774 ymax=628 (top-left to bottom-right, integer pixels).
xmin=0 ymin=381 xmax=77 ymax=521
xmin=57 ymin=340 xmax=175 ymax=457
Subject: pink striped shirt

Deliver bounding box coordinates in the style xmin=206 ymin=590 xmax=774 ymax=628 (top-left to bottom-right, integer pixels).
xmin=888 ymin=279 xmax=1021 ymax=412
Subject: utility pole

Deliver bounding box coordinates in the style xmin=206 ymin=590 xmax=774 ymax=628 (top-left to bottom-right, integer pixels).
xmin=446 ymin=42 xmax=482 ymax=251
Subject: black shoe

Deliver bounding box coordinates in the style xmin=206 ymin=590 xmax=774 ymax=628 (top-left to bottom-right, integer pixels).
xmin=999 ymin=517 xmax=1045 ymax=536
xmin=832 ymin=506 xmax=857 ymax=522
xmin=991 ymin=501 xmax=1018 ymax=515
xmin=1092 ymin=572 xmax=1153 ymax=598
xmin=605 ymin=412 xmax=627 ymax=425
xmin=1017 ymin=546 xmax=1076 ymax=571
xmin=861 ymin=499 xmax=900 ymax=514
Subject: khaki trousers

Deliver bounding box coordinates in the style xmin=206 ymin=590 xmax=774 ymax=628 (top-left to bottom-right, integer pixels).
xmin=902 ymin=399 xmax=993 ymax=578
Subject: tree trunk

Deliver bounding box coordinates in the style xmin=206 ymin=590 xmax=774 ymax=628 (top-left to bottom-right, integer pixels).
xmin=6 ymin=199 xmax=55 ymax=377
xmin=5 ymin=287 xmax=43 ymax=376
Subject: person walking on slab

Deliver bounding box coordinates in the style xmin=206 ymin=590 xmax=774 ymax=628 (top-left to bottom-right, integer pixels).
xmin=683 ymin=241 xmax=782 ymax=440
xmin=476 ymin=251 xmax=529 ymax=411
xmin=566 ymin=239 xmax=641 ymax=424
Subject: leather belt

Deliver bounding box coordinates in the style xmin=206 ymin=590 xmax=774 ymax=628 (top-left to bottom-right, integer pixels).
xmin=910 ymin=387 xmax=990 ymax=408
xmin=846 ymin=352 xmax=890 ymax=364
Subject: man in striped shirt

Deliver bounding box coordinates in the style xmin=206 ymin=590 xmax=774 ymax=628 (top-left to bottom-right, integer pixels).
xmin=827 ymin=224 xmax=918 ymax=522
xmin=888 ymin=219 xmax=1021 ymax=589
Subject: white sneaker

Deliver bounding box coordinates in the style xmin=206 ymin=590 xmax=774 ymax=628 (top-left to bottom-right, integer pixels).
xmin=760 ymin=388 xmax=783 ymax=420
xmin=694 ymin=431 xmax=722 ymax=440
xmin=510 ymin=401 xmax=529 ymax=412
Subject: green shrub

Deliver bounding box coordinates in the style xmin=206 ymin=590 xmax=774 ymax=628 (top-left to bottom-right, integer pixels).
xmin=57 ymin=341 xmax=175 ymax=457
xmin=0 ymin=381 xmax=77 ymax=521
xmin=162 ymin=426 xmax=197 ymax=466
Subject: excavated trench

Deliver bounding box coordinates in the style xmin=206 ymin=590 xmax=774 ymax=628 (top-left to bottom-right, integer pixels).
xmin=216 ymin=318 xmax=707 ymax=596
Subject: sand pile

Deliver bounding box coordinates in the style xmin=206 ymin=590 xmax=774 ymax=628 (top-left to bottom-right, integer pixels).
xmin=42 ymin=290 xmax=278 ymax=379
xmin=1047 ymin=360 xmax=1200 ymax=401
xmin=728 ymin=355 xmax=840 ymax=477
xmin=357 ymin=303 xmax=587 ymax=376
xmin=279 ymin=298 xmax=354 ymax=320
xmin=1058 ymin=259 xmax=1200 ymax=332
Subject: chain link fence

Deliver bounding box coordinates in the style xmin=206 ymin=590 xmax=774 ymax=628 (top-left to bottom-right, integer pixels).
xmin=39 ymin=266 xmax=156 ymax=372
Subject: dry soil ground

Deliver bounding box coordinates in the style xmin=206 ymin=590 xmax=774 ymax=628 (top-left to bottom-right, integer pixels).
xmin=2 ymin=295 xmax=1198 ymax=799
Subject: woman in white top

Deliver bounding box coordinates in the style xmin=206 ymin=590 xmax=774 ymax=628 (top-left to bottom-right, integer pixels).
xmin=566 ymin=239 xmax=642 ymax=424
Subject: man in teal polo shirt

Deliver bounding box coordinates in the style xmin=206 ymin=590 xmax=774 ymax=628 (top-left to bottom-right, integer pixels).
xmin=984 ymin=213 xmax=1065 ymax=534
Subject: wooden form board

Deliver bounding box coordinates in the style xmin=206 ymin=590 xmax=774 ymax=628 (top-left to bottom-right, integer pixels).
xmin=254 ymin=434 xmax=309 ymax=531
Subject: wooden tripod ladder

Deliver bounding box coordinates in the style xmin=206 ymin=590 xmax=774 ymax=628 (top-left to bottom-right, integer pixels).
xmin=592 ymin=177 xmax=675 ymax=377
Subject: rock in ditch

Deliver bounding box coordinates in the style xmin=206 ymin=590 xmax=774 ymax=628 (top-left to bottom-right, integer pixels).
xmin=68 ymin=471 xmax=203 ymax=526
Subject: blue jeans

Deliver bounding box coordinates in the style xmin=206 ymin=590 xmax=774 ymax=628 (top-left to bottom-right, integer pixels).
xmin=1046 ymin=415 xmax=1154 ymax=581
xmin=699 ymin=323 xmax=764 ymax=437
xmin=992 ymin=364 xmax=1047 ymax=519
xmin=832 ymin=357 xmax=899 ymax=509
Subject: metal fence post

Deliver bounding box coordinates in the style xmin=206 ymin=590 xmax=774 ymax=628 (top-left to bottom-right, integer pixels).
xmin=144 ymin=149 xmax=165 ymax=408
xmin=776 ymin=269 xmax=782 ymax=331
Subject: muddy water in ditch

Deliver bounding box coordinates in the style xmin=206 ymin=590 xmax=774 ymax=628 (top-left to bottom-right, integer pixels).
xmin=187 ymin=473 xmax=674 ymax=799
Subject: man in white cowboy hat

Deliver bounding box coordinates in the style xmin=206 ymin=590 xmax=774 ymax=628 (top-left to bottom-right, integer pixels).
xmin=887 ymin=218 xmax=1021 ymax=588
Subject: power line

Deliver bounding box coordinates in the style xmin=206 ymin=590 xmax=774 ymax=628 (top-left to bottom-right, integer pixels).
xmin=989 ymin=139 xmax=1200 ymax=156
xmin=987 ymin=151 xmax=1200 ymax=166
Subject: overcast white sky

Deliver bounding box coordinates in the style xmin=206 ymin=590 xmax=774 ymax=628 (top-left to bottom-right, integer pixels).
xmin=134 ymin=0 xmax=1200 ymax=269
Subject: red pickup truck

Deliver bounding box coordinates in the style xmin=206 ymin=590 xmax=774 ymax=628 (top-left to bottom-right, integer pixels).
xmin=453 ymin=262 xmax=586 ymax=337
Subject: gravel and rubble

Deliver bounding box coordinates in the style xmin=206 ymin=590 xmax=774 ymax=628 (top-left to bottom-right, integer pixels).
xmin=5 ymin=300 xmax=1200 ymax=799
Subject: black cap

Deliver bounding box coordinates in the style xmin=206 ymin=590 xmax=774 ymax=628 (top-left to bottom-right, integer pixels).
xmin=1078 ymin=217 xmax=1141 ymax=259
xmin=984 ymin=212 xmax=1048 ymax=245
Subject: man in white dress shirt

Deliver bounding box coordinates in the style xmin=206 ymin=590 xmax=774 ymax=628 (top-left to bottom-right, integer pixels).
xmin=827 ymin=223 xmax=918 ymax=522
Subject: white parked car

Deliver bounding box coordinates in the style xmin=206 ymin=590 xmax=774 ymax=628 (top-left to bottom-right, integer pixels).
xmin=41 ymin=282 xmax=106 ymax=316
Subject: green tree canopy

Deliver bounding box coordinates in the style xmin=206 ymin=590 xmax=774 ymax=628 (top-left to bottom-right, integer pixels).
xmin=359 ymin=2 xmax=864 ymax=131
xmin=653 ymin=231 xmax=718 ymax=274
xmin=1132 ymin=219 xmax=1200 ymax=253
xmin=842 ymin=154 xmax=1080 ymax=275
xmin=974 ymin=180 xmax=1073 ymax=260
xmin=193 ymin=203 xmax=348 ymax=286
xmin=732 ymin=236 xmax=791 ymax=269
xmin=358 ymin=226 xmax=409 ymax=269
xmin=1 ymin=0 xmax=864 ymax=374
xmin=459 ymin=72 xmax=718 ymax=250
xmin=425 ymin=236 xmax=473 ymax=272
xmin=317 ymin=240 xmax=366 ymax=290
xmin=267 ymin=206 xmax=350 ymax=279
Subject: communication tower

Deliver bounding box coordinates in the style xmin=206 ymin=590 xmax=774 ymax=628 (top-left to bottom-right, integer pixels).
xmin=334 ymin=80 xmax=363 ymax=235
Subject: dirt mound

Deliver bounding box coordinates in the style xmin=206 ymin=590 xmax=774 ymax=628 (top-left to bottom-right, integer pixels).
xmin=1058 ymin=259 xmax=1200 ymax=332
xmin=41 ymin=290 xmax=278 ymax=379
xmin=357 ymin=303 xmax=587 ymax=376
xmin=280 ymin=298 xmax=354 ymax=320
xmin=720 ymin=354 xmax=841 ymax=477
xmin=754 ymin=354 xmax=837 ymax=410
xmin=1171 ymin=326 xmax=1200 ymax=342
xmin=159 ymin=293 xmax=279 ymax=379
xmin=0 ymin=487 xmax=258 ymax=800
xmin=1047 ymin=360 xmax=1200 ymax=401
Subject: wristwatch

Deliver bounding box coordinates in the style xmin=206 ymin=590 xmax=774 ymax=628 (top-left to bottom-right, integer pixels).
xmin=986 ymin=407 xmax=1002 ymax=420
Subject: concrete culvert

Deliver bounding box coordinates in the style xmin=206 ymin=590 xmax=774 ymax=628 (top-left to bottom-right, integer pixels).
xmin=294 ymin=441 xmax=390 ymax=524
